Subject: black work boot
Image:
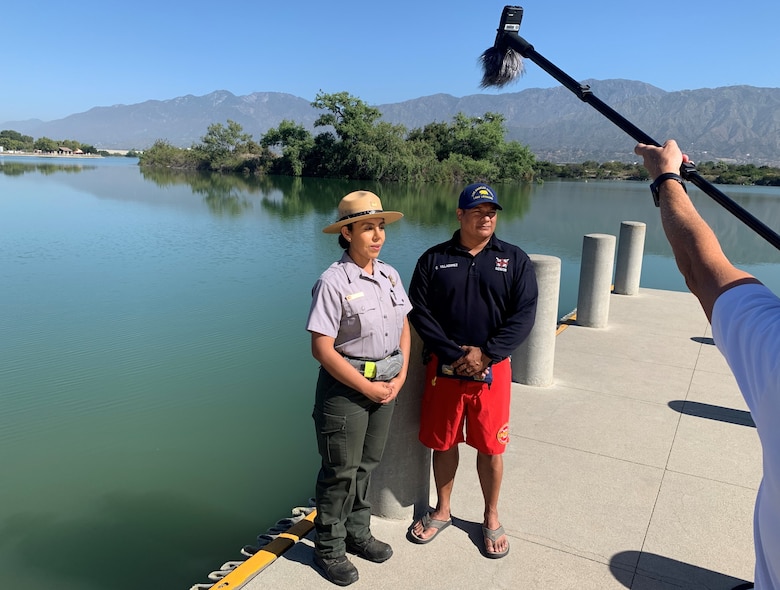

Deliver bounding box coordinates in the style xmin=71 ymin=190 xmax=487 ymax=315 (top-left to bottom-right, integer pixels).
xmin=346 ymin=535 xmax=393 ymax=563
xmin=314 ymin=554 xmax=359 ymax=586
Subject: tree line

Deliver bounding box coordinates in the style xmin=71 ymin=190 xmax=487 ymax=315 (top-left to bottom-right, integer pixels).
xmin=139 ymin=91 xmax=780 ymax=186
xmin=139 ymin=91 xmax=537 ymax=184
xmin=0 ymin=129 xmax=141 ymax=158
xmin=536 ymin=160 xmax=780 ymax=186
xmin=5 ymin=91 xmax=780 ymax=185
xmin=0 ymin=129 xmax=101 ymax=155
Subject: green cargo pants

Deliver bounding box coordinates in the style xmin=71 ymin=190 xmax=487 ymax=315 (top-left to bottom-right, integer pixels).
xmin=312 ymin=367 xmax=395 ymax=558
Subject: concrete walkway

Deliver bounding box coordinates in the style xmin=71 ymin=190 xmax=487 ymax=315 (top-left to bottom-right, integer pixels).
xmin=218 ymin=288 xmax=760 ymax=590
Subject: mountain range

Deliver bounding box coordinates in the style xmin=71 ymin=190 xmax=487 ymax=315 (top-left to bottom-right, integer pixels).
xmin=4 ymin=80 xmax=780 ymax=165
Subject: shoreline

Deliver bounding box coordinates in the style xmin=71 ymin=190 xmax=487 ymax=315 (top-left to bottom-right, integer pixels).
xmin=0 ymin=152 xmax=105 ymax=159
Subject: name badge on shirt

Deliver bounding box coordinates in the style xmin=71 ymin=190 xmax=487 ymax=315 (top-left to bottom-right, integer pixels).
xmin=345 ymin=292 xmax=364 ymax=301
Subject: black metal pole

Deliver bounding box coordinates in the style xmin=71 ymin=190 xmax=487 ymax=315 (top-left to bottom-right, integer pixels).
xmin=499 ymin=32 xmax=780 ymax=251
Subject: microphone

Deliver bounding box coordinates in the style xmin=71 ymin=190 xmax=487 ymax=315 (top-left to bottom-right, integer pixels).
xmin=479 ymin=6 xmax=526 ymax=88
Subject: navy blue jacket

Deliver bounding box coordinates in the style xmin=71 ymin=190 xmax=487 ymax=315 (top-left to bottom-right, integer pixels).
xmin=409 ymin=230 xmax=538 ymax=365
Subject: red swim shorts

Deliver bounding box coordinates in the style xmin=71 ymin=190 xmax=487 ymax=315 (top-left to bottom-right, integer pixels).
xmin=418 ymin=354 xmax=511 ymax=455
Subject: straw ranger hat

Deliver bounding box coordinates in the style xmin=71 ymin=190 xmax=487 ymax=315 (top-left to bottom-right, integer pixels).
xmin=322 ymin=191 xmax=403 ymax=234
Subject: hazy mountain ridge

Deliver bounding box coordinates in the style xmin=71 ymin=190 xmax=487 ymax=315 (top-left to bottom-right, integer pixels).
xmin=4 ymin=80 xmax=779 ymax=165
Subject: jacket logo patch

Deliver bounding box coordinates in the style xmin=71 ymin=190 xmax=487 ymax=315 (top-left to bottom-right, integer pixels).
xmin=495 ymin=258 xmax=509 ymax=272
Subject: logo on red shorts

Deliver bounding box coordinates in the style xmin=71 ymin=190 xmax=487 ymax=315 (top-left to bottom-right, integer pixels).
xmin=496 ymin=423 xmax=510 ymax=445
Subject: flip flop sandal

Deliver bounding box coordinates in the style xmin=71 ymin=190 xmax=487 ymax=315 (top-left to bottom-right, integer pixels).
xmin=482 ymin=524 xmax=509 ymax=559
xmin=409 ymin=512 xmax=452 ymax=544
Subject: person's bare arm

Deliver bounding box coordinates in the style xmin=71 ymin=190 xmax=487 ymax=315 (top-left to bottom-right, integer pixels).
xmin=634 ymin=140 xmax=758 ymax=321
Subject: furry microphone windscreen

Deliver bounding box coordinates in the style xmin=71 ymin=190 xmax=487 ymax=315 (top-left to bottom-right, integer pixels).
xmin=479 ymin=46 xmax=524 ymax=88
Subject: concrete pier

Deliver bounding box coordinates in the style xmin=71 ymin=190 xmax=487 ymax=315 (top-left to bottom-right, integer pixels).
xmin=576 ymin=233 xmax=616 ymax=328
xmin=209 ymin=288 xmax=759 ymax=590
xmin=512 ymin=254 xmax=561 ymax=387
xmin=614 ymin=221 xmax=647 ymax=296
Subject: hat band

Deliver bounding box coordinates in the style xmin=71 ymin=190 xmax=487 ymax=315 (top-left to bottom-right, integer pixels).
xmin=337 ymin=209 xmax=383 ymax=222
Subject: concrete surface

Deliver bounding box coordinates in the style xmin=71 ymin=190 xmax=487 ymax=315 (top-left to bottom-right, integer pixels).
xmin=205 ymin=288 xmax=760 ymax=590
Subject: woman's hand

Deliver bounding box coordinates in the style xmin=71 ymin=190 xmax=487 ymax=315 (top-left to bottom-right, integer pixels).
xmin=311 ymin=330 xmax=406 ymax=404
xmin=364 ymin=380 xmax=398 ymax=404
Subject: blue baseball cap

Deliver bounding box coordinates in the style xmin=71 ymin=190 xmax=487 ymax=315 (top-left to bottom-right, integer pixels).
xmin=458 ymin=183 xmax=503 ymax=210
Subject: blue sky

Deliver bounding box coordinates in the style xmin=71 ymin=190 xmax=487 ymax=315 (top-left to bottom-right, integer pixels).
xmin=3 ymin=0 xmax=778 ymax=123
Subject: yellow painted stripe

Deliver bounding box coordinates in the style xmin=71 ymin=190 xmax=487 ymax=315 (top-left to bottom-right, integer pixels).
xmin=207 ymin=510 xmax=316 ymax=589
xmin=557 ymin=284 xmax=614 ymax=334
xmin=557 ymin=311 xmax=576 ymax=335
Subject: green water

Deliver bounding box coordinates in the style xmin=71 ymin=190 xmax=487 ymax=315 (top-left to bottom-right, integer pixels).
xmin=1 ymin=156 xmax=778 ymax=588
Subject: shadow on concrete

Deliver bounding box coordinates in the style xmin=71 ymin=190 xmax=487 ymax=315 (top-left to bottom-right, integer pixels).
xmin=610 ymin=550 xmax=751 ymax=589
xmin=691 ymin=336 xmax=716 ymax=345
xmin=669 ymin=400 xmax=755 ymax=428
xmin=452 ymin=516 xmax=487 ymax=556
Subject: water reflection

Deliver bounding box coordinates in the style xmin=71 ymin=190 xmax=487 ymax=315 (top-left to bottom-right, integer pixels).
xmin=2 ymin=156 xmax=776 ymax=268
xmin=3 ymin=491 xmax=249 ymax=590
xmin=0 ymin=160 xmax=97 ymax=176
xmin=139 ymin=165 xmax=534 ymax=225
xmin=139 ymin=168 xmax=256 ymax=216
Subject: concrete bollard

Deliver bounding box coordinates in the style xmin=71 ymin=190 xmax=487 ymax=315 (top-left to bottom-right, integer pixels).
xmin=613 ymin=221 xmax=646 ymax=296
xmin=576 ymin=233 xmax=616 ymax=328
xmin=368 ymin=326 xmax=430 ymax=520
xmin=512 ymin=254 xmax=561 ymax=387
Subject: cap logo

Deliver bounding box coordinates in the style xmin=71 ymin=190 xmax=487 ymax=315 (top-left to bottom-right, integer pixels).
xmin=470 ymin=186 xmax=495 ymax=202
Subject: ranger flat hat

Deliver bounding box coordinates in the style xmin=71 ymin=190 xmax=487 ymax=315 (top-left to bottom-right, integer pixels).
xmin=322 ymin=191 xmax=404 ymax=234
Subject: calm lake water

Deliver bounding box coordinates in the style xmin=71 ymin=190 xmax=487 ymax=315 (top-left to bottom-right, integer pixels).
xmin=1 ymin=155 xmax=779 ymax=589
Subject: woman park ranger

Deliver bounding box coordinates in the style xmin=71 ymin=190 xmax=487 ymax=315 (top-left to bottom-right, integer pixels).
xmin=306 ymin=190 xmax=411 ymax=586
